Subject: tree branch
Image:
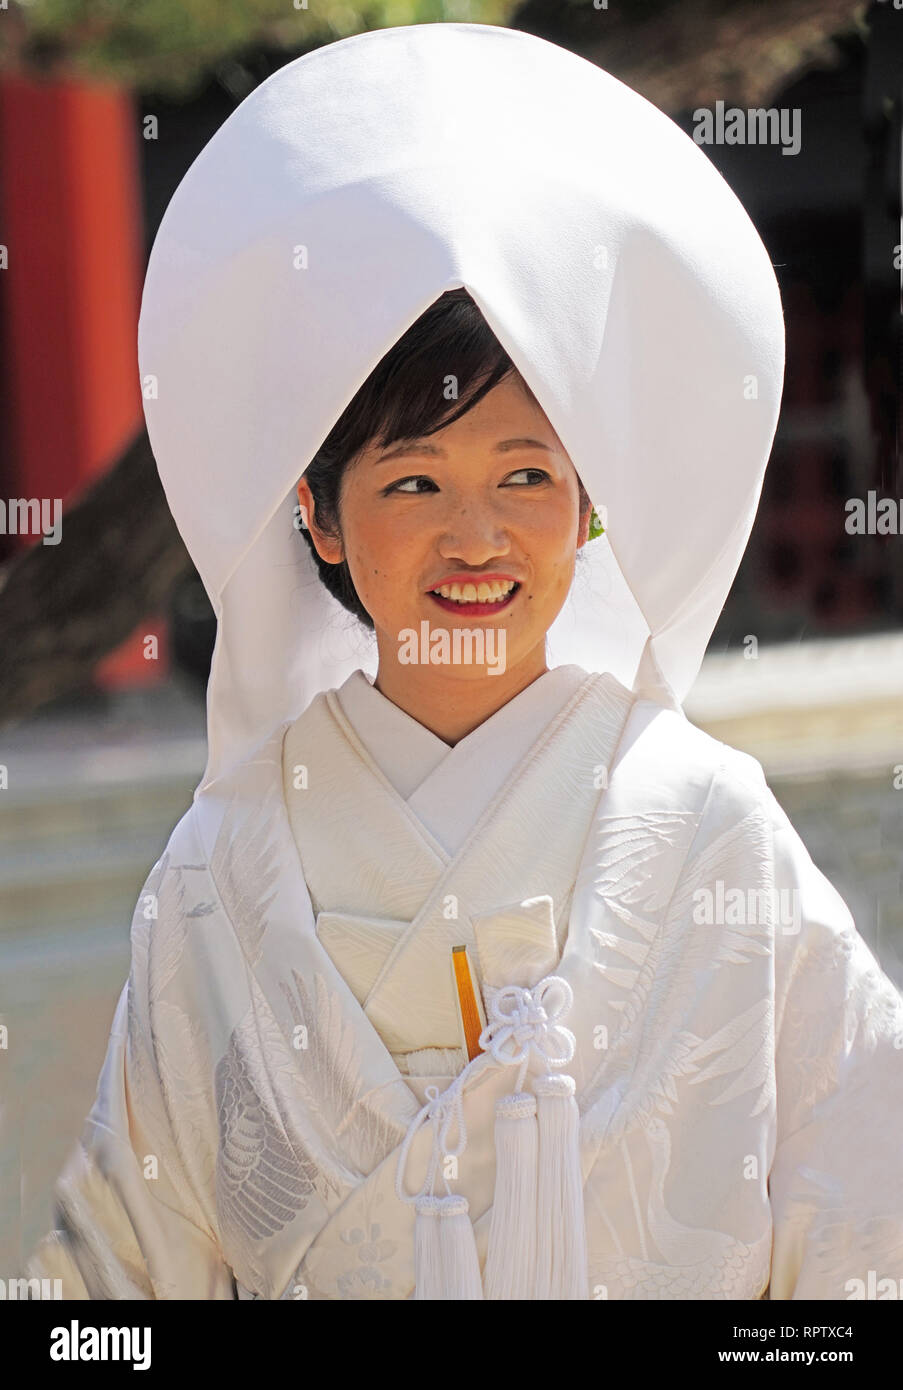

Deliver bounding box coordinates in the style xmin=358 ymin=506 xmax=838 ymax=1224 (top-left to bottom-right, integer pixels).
xmin=0 ymin=429 xmax=194 ymax=725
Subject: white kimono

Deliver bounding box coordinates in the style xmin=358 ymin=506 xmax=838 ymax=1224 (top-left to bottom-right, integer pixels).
xmin=25 ymin=665 xmax=903 ymax=1299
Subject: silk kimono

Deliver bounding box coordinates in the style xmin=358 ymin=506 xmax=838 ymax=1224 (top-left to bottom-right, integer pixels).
xmin=25 ymin=664 xmax=903 ymax=1300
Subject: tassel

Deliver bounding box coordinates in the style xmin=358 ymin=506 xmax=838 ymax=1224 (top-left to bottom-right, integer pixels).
xmin=483 ymin=1091 xmax=538 ymax=1299
xmin=437 ymin=1195 xmax=484 ymax=1299
xmin=533 ymin=1073 xmax=589 ymax=1299
xmin=413 ymin=1195 xmax=444 ymax=1300
xmin=396 ymin=974 xmax=583 ymax=1301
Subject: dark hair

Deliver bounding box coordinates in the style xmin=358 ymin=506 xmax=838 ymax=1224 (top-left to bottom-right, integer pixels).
xmin=298 ymin=288 xmax=590 ymax=628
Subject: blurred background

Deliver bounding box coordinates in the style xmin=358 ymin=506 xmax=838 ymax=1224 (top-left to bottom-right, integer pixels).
xmin=0 ymin=0 xmax=902 ymax=1275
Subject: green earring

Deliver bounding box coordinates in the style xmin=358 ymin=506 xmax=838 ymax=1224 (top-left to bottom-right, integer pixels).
xmin=588 ymin=507 xmax=605 ymax=540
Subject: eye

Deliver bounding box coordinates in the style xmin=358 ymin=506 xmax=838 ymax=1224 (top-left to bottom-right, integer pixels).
xmin=383 ymin=475 xmax=438 ymax=495
xmin=503 ymin=468 xmax=550 ymax=486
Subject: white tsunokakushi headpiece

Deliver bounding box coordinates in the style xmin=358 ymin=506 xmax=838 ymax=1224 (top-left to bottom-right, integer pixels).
xmin=138 ymin=22 xmax=785 ymax=801
xmin=137 ymin=21 xmax=785 ymax=1301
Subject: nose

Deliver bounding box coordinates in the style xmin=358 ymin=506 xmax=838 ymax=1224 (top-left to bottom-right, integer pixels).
xmin=436 ymin=504 xmax=512 ymax=565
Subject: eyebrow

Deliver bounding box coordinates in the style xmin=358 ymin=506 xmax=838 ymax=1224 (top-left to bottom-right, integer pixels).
xmin=375 ymin=437 xmax=555 ymax=463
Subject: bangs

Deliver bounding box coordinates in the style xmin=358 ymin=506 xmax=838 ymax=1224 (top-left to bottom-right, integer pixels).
xmin=317 ymin=288 xmax=525 ymax=466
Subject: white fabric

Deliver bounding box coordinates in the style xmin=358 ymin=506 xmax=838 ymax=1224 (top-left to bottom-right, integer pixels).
xmin=331 ymin=663 xmax=590 ymax=851
xmin=25 ymin=682 xmax=903 ymax=1300
xmin=334 ymin=670 xmax=451 ymax=800
xmin=283 ymin=669 xmax=610 ymax=1074
xmin=284 ymin=667 xmax=597 ymax=1089
xmin=136 ymin=21 xmax=784 ymax=796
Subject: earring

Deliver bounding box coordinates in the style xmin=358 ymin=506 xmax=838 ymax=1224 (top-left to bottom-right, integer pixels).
xmin=294 ymin=502 xmax=309 ymax=531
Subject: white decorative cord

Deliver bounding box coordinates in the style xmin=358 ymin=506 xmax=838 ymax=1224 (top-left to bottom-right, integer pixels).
xmin=394 ymin=974 xmax=576 ymax=1205
xmin=480 ymin=976 xmax=576 ymax=1092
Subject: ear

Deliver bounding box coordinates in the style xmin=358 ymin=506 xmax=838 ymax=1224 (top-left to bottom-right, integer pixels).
xmin=576 ymin=499 xmax=592 ymax=550
xmin=296 ymin=478 xmax=344 ymax=564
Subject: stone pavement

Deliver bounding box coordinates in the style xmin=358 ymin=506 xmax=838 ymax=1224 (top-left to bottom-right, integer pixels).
xmin=684 ymin=630 xmax=903 ymax=989
xmin=0 ymin=678 xmax=207 ymax=1275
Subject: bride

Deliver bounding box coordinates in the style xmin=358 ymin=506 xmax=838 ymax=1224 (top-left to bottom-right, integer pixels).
xmin=26 ymin=22 xmax=903 ymax=1300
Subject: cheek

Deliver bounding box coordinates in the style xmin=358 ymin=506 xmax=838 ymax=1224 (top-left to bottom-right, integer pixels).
xmin=345 ymin=512 xmax=412 ymax=607
xmin=360 ymin=509 xmax=424 ymax=563
xmin=529 ymin=527 xmax=580 ymax=611
xmin=522 ymin=501 xmax=580 ymax=565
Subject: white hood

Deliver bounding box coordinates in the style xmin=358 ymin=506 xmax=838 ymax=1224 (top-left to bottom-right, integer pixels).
xmin=137 ymin=21 xmax=785 ymax=796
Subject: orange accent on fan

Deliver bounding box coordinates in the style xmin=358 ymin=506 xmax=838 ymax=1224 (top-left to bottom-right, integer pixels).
xmin=452 ymin=946 xmax=484 ymax=1062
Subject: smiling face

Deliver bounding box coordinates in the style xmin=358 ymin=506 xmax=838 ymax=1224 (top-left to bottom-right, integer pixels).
xmin=297 ymin=372 xmax=591 ymax=734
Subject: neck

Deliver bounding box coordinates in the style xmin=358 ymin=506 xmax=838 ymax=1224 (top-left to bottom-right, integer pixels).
xmin=372 ymin=641 xmax=549 ymax=745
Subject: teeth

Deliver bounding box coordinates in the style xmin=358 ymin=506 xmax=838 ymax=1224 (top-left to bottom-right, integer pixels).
xmin=432 ymin=579 xmax=517 ymax=603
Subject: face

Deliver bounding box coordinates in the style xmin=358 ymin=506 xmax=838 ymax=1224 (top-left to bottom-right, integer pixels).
xmin=296 ymin=373 xmax=591 ymax=688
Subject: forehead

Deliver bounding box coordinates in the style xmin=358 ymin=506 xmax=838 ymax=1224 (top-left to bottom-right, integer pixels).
xmin=373 ymin=378 xmax=562 ymax=459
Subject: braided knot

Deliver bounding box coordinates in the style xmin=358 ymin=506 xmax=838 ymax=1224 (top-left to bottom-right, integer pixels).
xmin=479 ymin=974 xmax=576 ymax=1073
xmin=395 ymin=973 xmax=577 ymax=1206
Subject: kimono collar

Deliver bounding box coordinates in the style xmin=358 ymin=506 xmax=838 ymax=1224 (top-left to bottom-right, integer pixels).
xmin=137 ymin=21 xmax=785 ymax=799
xmin=334 ymin=663 xmax=591 ymax=802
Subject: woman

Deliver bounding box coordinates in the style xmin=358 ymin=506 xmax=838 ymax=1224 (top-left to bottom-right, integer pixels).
xmin=27 ymin=22 xmax=903 ymax=1300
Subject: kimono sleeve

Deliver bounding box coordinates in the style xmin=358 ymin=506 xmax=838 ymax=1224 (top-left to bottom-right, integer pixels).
xmin=24 ymin=852 xmax=237 ymax=1300
xmin=763 ymin=785 xmax=903 ymax=1300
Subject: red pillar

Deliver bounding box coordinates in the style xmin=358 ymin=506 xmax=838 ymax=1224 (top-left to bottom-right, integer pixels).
xmin=0 ymin=74 xmax=167 ymax=688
